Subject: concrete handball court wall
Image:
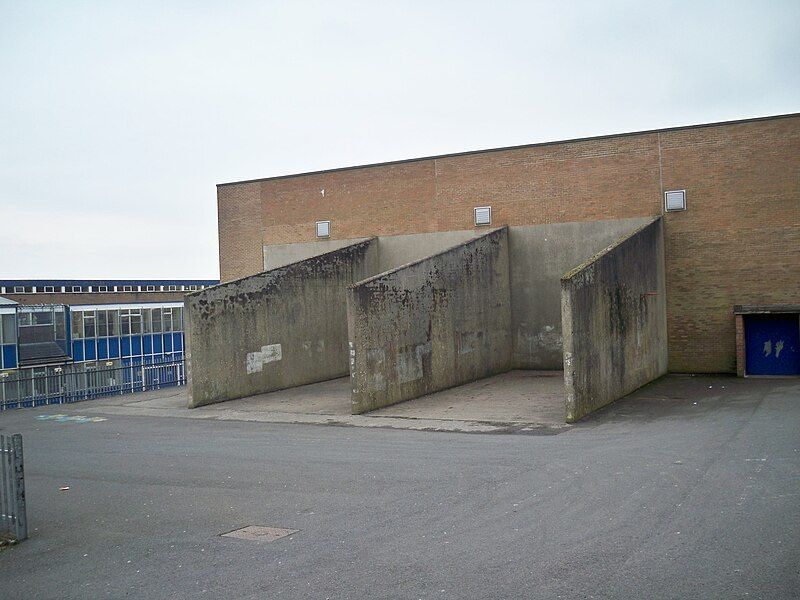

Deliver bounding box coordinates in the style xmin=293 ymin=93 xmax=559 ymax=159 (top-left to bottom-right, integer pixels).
xmin=187 ymin=218 xmax=662 ymax=419
xmin=508 ymin=217 xmax=651 ymax=370
xmin=561 ymin=218 xmax=667 ymax=422
xmin=348 ymin=227 xmax=512 ymax=414
xmin=186 ymin=239 xmax=378 ymax=408
xmin=263 ymin=219 xmax=650 ymax=372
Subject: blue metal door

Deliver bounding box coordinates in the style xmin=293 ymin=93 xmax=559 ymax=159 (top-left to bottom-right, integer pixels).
xmin=744 ymin=314 xmax=800 ymax=376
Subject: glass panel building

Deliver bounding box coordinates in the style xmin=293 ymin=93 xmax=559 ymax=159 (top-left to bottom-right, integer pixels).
xmin=0 ymin=280 xmax=218 ymax=406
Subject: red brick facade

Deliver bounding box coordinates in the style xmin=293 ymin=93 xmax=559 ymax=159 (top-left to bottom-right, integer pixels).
xmin=217 ymin=114 xmax=800 ymax=373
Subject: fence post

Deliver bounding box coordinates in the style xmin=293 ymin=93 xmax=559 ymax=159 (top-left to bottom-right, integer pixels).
xmin=11 ymin=434 xmax=26 ymax=541
xmin=1 ymin=435 xmax=9 ymax=536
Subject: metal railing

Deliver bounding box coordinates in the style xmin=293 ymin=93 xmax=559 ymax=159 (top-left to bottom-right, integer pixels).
xmin=0 ymin=360 xmax=185 ymax=411
xmin=1 ymin=434 xmax=27 ymax=542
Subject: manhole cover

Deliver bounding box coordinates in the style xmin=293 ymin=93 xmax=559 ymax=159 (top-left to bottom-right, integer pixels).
xmin=221 ymin=526 xmax=299 ymax=542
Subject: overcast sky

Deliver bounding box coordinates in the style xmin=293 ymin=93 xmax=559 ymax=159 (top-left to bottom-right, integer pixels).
xmin=1 ymin=1 xmax=798 ymax=279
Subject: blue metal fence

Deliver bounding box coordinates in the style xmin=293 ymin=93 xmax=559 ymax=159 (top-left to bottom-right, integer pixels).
xmin=0 ymin=360 xmax=185 ymax=411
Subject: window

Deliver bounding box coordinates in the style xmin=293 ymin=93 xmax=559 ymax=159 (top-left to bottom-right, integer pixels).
xmin=13 ymin=286 xmax=24 ymax=293
xmin=71 ymin=311 xmax=83 ymax=339
xmin=97 ymin=285 xmax=108 ymax=292
xmin=130 ymin=311 xmax=141 ymax=334
xmin=97 ymin=310 xmax=108 ymax=337
xmin=474 ymin=206 xmax=492 ymax=226
xmin=111 ymin=309 xmax=121 ymax=336
xmin=72 ymin=286 xmax=83 ymax=293
xmin=664 ymin=190 xmax=686 ymax=212
xmin=168 ymin=285 xmax=178 ymax=292
xmin=120 ymin=310 xmax=130 ymax=335
xmin=173 ymin=307 xmax=183 ymax=331
xmin=44 ymin=286 xmax=55 ymax=293
xmin=1 ymin=314 xmax=16 ymax=344
xmin=316 ymin=220 xmax=330 ymax=238
xmin=145 ymin=309 xmax=154 ymax=333
xmin=120 ymin=309 xmax=141 ymax=335
xmin=187 ymin=285 xmax=197 ymax=291
xmin=123 ymin=285 xmax=133 ymax=292
xmin=150 ymin=308 xmax=162 ymax=333
xmin=32 ymin=311 xmax=53 ymax=326
xmin=146 ymin=285 xmax=156 ymax=292
xmin=163 ymin=308 xmax=173 ymax=332
xmin=83 ymin=311 xmax=96 ymax=338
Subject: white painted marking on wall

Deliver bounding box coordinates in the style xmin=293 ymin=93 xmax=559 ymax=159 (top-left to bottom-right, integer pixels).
xmin=458 ymin=331 xmax=478 ymax=355
xmin=366 ymin=348 xmax=387 ymax=390
xmin=775 ymin=340 xmax=784 ymax=358
xmin=763 ymin=340 xmax=772 ymax=357
xmin=246 ymin=344 xmax=283 ymax=374
xmin=396 ymin=343 xmax=431 ymax=384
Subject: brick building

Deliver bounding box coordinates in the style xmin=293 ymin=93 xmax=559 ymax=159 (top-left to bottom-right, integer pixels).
xmin=214 ymin=113 xmax=800 ymax=375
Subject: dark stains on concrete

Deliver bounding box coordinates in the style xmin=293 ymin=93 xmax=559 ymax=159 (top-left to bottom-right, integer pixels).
xmin=562 ymin=218 xmax=667 ymax=422
xmin=348 ymin=228 xmax=512 ymax=413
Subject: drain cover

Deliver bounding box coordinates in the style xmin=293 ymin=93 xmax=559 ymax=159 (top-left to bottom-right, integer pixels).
xmin=221 ymin=526 xmax=298 ymax=542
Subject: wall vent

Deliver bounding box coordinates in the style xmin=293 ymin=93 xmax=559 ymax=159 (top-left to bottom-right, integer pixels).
xmin=316 ymin=220 xmax=330 ymax=238
xmin=474 ymin=206 xmax=492 ymax=226
xmin=664 ymin=190 xmax=686 ymax=212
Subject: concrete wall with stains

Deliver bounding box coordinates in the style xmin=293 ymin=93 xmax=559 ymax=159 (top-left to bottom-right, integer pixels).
xmin=186 ymin=239 xmax=379 ymax=408
xmin=263 ymin=230 xmax=484 ymax=274
xmin=263 ymin=237 xmax=372 ymax=271
xmin=347 ymin=227 xmax=512 ymax=414
xmin=509 ymin=218 xmax=652 ymax=370
xmin=561 ymin=218 xmax=667 ymax=422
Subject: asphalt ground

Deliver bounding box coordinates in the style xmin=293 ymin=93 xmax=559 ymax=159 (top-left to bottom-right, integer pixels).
xmin=0 ymin=374 xmax=798 ymax=599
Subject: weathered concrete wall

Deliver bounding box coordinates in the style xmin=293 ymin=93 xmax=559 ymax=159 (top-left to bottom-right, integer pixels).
xmin=561 ymin=218 xmax=667 ymax=422
xmin=348 ymin=227 xmax=512 ymax=414
xmin=264 ymin=230 xmax=484 ymax=274
xmin=263 ymin=238 xmax=370 ymax=271
xmin=186 ymin=239 xmax=378 ymax=408
xmin=375 ymin=230 xmax=484 ymax=273
xmin=509 ymin=218 xmax=651 ymax=370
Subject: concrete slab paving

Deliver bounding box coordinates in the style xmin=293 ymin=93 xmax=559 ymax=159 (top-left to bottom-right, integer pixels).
xmin=370 ymin=370 xmax=565 ymax=425
xmin=59 ymin=370 xmax=570 ymax=433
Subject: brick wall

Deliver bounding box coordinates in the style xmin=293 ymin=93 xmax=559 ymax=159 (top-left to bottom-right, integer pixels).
xmin=217 ymin=114 xmax=800 ymax=373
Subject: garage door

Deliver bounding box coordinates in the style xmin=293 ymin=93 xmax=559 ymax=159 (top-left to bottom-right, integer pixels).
xmin=744 ymin=314 xmax=800 ymax=376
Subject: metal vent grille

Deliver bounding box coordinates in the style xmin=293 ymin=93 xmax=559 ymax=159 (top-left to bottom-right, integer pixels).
xmin=474 ymin=206 xmax=492 ymax=226
xmin=664 ymin=190 xmax=686 ymax=211
xmin=316 ymin=220 xmax=330 ymax=238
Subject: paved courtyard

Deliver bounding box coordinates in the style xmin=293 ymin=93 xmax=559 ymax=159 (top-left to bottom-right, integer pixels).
xmin=79 ymin=370 xmax=568 ymax=433
xmin=0 ymin=374 xmax=798 ymax=599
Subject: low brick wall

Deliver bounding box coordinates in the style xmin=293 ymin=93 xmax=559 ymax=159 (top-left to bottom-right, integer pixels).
xmin=347 ymin=227 xmax=512 ymax=414
xmin=561 ymin=218 xmax=667 ymax=422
